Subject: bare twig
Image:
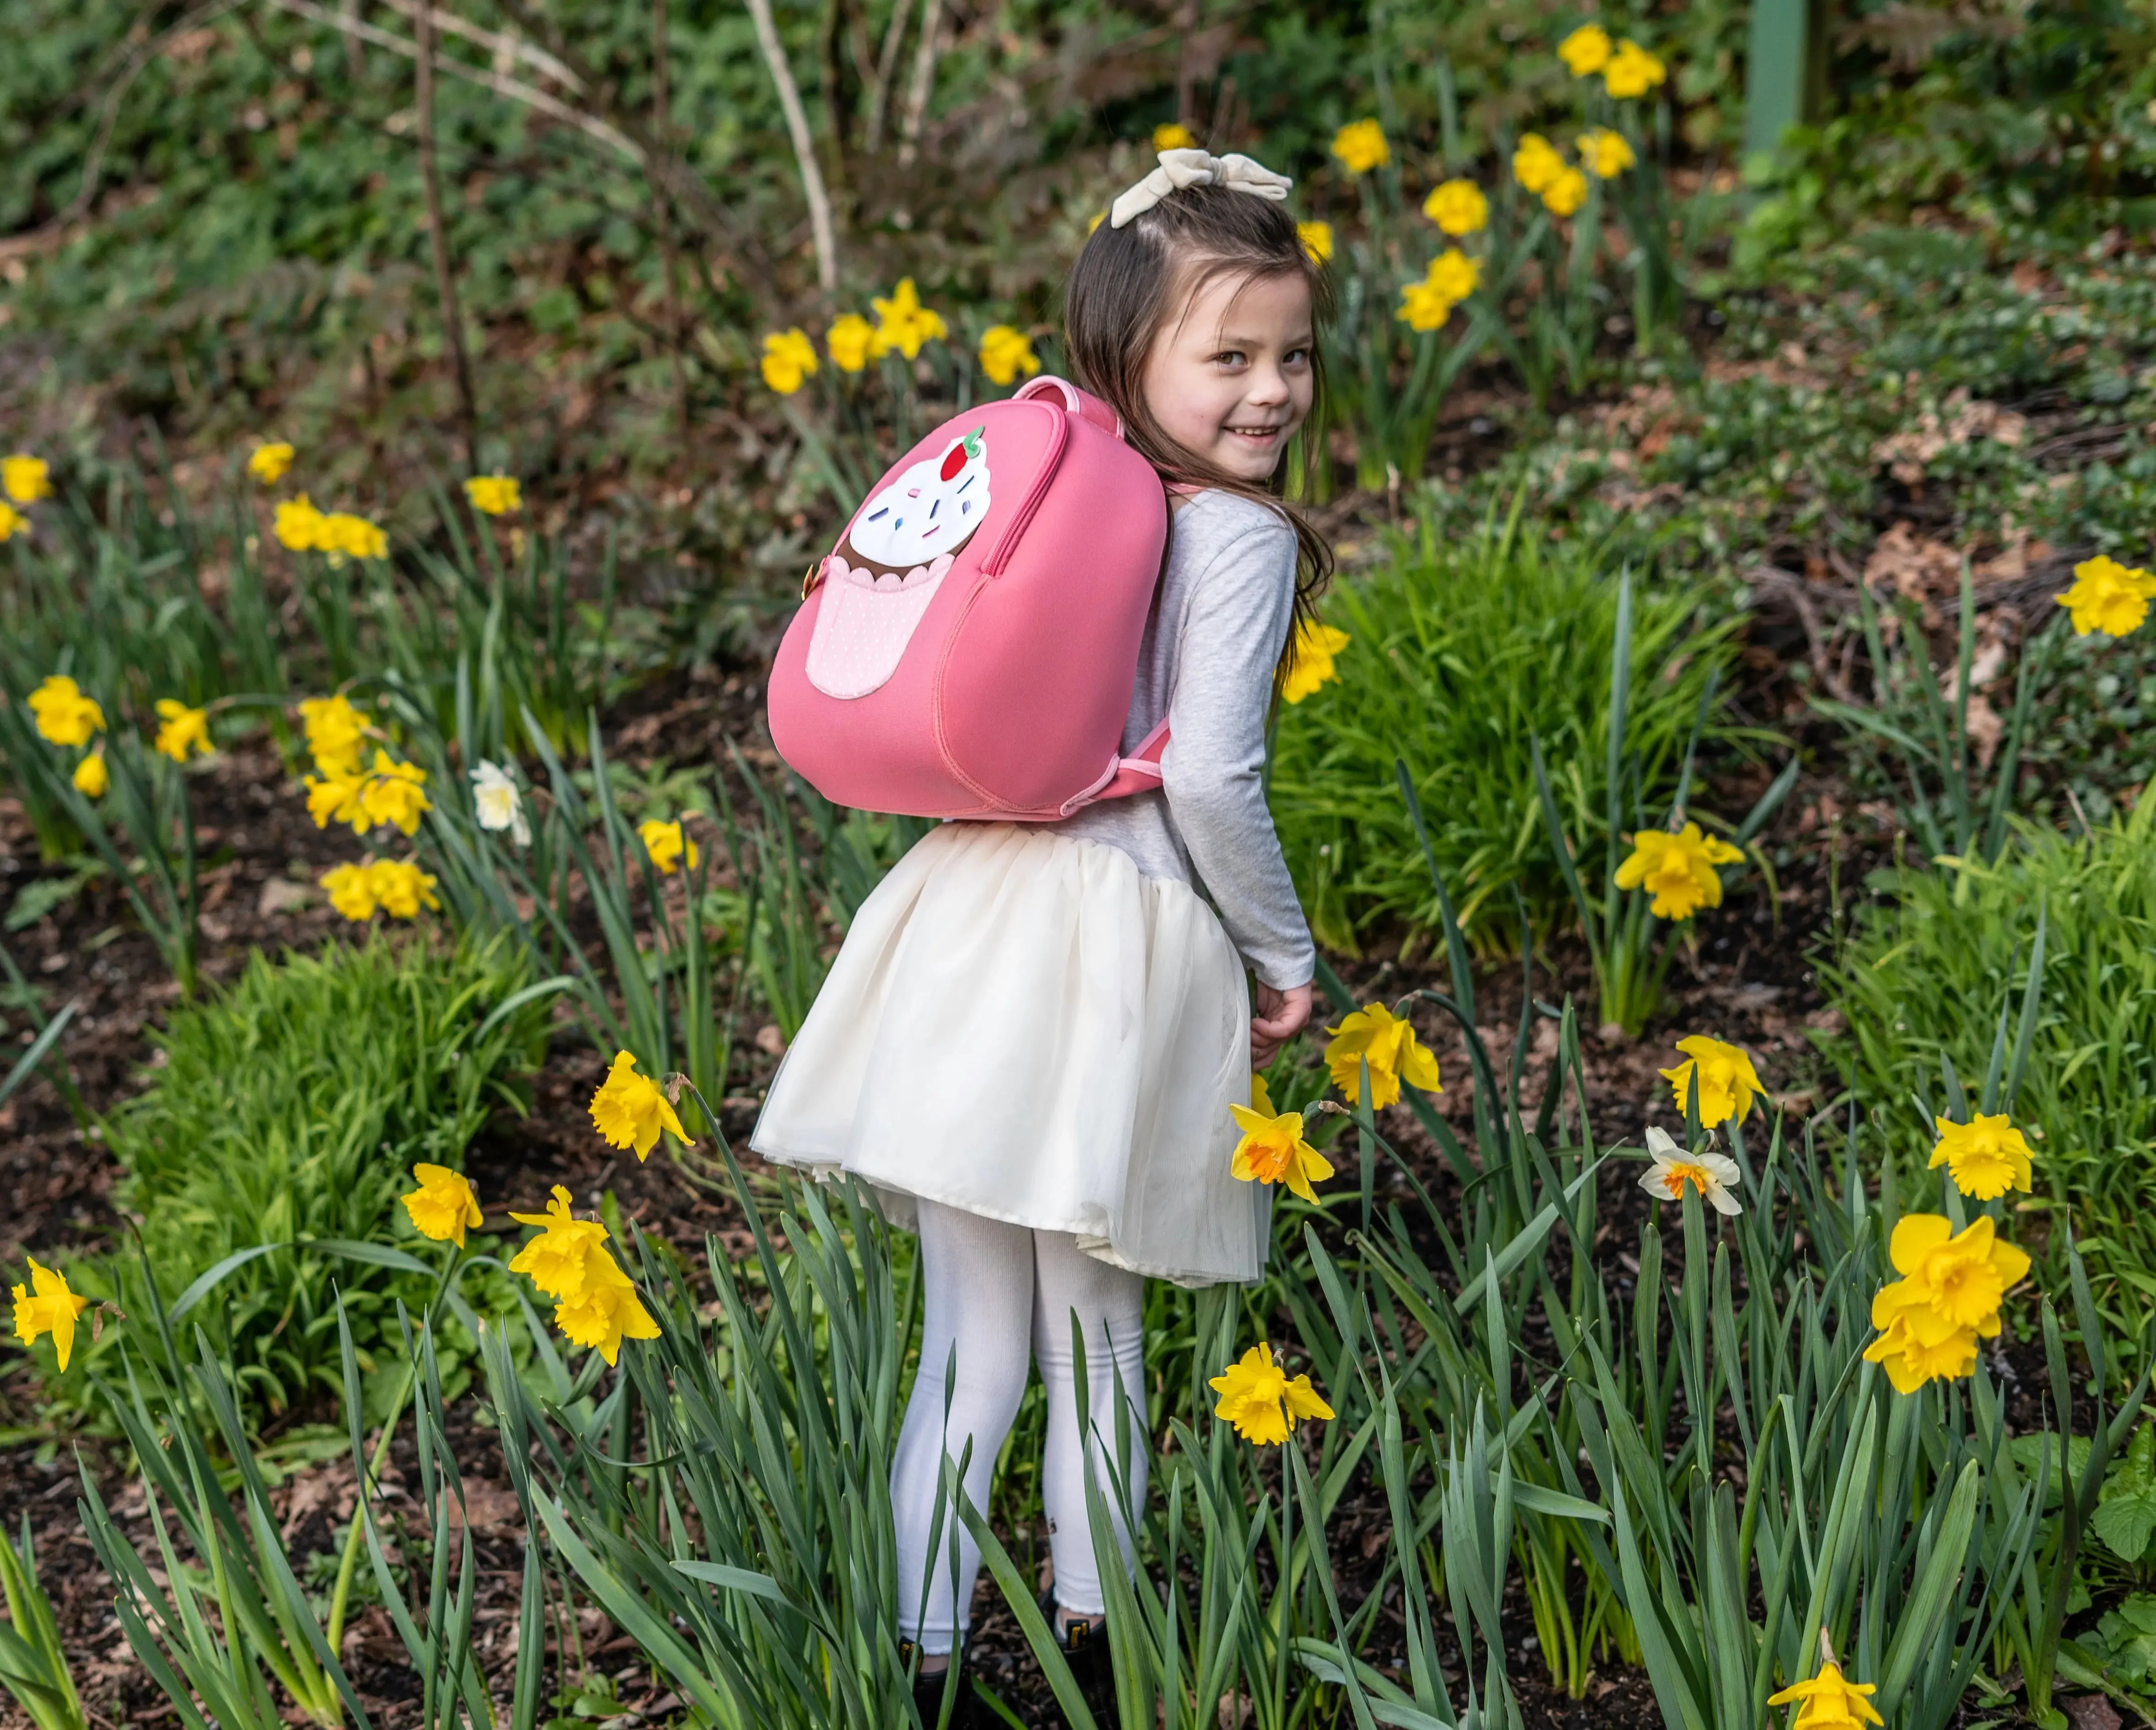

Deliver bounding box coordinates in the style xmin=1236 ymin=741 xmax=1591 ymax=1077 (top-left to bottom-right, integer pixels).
xmin=338 ymin=0 xmax=362 ymax=74
xmin=652 ymin=0 xmax=690 ymax=441
xmin=369 ymin=0 xmax=584 ymax=89
xmin=1754 ymin=566 xmax=1859 ymax=704
xmin=60 ymin=0 xmax=255 ymax=233
xmin=265 ymin=0 xmax=639 ymax=160
xmin=897 ymin=0 xmax=942 ymax=167
xmin=861 ymin=0 xmax=914 ymax=151
xmin=486 ymin=0 xmax=781 ymax=296
xmin=742 ymin=0 xmax=839 ymax=292
xmin=415 ymin=0 xmax=480 ymax=471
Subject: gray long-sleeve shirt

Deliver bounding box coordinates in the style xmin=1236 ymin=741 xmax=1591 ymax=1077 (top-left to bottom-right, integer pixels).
xmin=1051 ymin=488 xmax=1317 ymax=991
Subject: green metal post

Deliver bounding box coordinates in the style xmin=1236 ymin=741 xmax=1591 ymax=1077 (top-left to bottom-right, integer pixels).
xmin=1745 ymin=0 xmax=1828 ymax=159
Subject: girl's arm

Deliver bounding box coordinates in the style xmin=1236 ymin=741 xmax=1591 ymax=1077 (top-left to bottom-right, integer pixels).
xmin=1159 ymin=508 xmax=1318 ymax=1009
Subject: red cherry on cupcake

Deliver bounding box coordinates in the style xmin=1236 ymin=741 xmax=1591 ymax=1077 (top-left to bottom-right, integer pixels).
xmin=939 ymin=441 xmax=967 ymax=481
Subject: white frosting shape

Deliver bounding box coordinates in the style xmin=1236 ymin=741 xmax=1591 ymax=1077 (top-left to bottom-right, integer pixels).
xmin=847 ymin=429 xmax=991 ymax=570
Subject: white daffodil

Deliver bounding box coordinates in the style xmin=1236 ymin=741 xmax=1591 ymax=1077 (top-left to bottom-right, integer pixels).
xmin=471 ymin=759 xmax=530 ymax=846
xmin=1638 ymin=1125 xmax=1742 ymax=1215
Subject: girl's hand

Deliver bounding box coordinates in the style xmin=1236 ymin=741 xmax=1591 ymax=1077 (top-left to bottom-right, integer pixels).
xmin=1251 ymin=981 xmax=1313 ymax=1071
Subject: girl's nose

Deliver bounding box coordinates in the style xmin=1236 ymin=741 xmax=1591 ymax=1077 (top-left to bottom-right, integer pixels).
xmin=1243 ymin=364 xmax=1292 ymax=406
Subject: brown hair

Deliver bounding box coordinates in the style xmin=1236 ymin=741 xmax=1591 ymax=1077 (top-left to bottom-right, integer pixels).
xmin=1062 ymin=181 xmax=1335 ymax=664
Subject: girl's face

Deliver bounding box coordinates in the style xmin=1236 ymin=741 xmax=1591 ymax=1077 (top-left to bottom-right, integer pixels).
xmin=1140 ymin=266 xmax=1315 ymax=484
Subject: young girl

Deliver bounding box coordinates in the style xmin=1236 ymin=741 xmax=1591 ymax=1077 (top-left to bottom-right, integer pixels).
xmin=752 ymin=149 xmax=1329 ymax=1704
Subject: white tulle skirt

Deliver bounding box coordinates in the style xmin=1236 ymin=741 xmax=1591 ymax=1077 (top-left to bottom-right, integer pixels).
xmin=750 ymin=822 xmax=1268 ymax=1287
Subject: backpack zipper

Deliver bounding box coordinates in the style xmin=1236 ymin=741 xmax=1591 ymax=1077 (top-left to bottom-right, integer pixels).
xmin=978 ymin=399 xmax=1069 ymax=576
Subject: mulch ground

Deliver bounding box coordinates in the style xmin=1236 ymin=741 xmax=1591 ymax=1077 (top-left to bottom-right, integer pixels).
xmin=0 ymin=665 xmax=2052 ymax=1730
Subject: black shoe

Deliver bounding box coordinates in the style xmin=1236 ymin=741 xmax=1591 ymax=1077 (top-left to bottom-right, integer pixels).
xmin=1038 ymin=1587 xmax=1113 ymax=1723
xmin=900 ymin=1638 xmax=971 ymax=1729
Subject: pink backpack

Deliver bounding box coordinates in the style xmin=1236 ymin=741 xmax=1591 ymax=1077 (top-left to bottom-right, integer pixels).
xmin=767 ymin=376 xmax=1171 ymax=820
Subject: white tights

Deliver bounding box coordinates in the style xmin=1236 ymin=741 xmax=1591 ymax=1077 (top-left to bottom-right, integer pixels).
xmin=892 ymin=1200 xmax=1148 ymax=1654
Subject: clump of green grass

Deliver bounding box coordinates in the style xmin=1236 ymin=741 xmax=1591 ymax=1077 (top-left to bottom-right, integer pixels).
xmin=84 ymin=932 xmax=549 ymax=1417
xmin=1269 ymin=514 xmax=1741 ymax=952
xmin=1817 ymin=795 xmax=2156 ymax=1340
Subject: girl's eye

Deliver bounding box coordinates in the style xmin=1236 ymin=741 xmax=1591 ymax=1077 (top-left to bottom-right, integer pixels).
xmin=1284 ymin=346 xmax=1311 ymax=367
xmin=1214 ymin=350 xmax=1247 ymax=367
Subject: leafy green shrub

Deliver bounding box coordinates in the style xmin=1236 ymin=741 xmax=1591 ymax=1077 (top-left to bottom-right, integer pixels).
xmin=1817 ymin=796 xmax=2156 ymax=1335
xmin=1269 ymin=517 xmax=1740 ymax=950
xmin=85 ymin=934 xmax=547 ymax=1416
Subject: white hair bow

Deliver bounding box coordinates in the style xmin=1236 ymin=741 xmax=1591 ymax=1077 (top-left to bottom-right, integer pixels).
xmin=1108 ymin=148 xmax=1294 ymax=230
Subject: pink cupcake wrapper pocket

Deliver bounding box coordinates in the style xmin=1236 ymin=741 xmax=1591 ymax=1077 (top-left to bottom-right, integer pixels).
xmin=803 ymin=553 xmax=956 ymax=700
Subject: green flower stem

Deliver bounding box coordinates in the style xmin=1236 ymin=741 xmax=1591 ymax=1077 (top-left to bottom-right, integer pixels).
xmin=324 ymin=1238 xmax=464 ymax=1658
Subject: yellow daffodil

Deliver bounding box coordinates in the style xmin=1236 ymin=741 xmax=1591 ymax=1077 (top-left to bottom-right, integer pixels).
xmin=1329 ymin=119 xmax=1389 ymax=175
xmin=871 ymin=279 xmax=949 ymax=361
xmin=1283 ymin=620 xmax=1350 ymax=703
xmin=2055 ymin=554 xmax=2156 ymax=638
xmin=11 ymin=1256 xmax=90 ymax=1371
xmin=27 ymin=675 xmax=104 ymax=747
xmin=1427 ymin=248 xmax=1479 ymax=302
xmin=1210 ymin=1342 xmax=1334 ymax=1445
xmin=508 ymin=1185 xmax=612 ymax=1300
xmin=589 ymin=1049 xmax=694 ymax=1161
xmin=761 ymin=327 xmax=819 ymax=394
xmin=1863 ymin=1215 xmax=2029 ymax=1392
xmin=1767 ymin=1662 xmax=1883 ymax=1730
xmin=1879 ymin=1213 xmax=2030 ymax=1334
xmin=1229 ymin=1087 xmax=1335 ymax=1204
xmin=298 ymin=693 xmax=370 ymax=778
xmin=1513 ymin=132 xmax=1565 ymax=195
xmin=1542 ymin=166 xmax=1590 ymax=216
xmin=72 ymin=750 xmax=107 ymax=798
xmin=248 ymin=441 xmax=294 ymax=484
xmin=978 ymin=324 xmax=1042 ymax=387
xmin=638 ymin=817 xmax=698 ymax=876
xmin=1398 ymin=278 xmax=1458 ymax=333
xmin=1324 ymin=1002 xmax=1441 ymax=1109
xmin=1153 ymin=121 xmax=1196 ymax=151
xmin=368 ymin=858 xmax=439 ymax=919
xmin=1422 ymin=178 xmax=1488 ymax=237
xmin=1557 ymin=23 xmax=1612 ymax=76
xmin=359 ymin=751 xmax=430 ymax=836
xmin=275 ymin=494 xmax=329 ymax=552
xmin=0 ymin=502 xmax=25 ymax=542
xmin=1400 ymin=249 xmax=1480 ymax=330
xmin=1614 ymin=822 xmax=1744 ymax=920
xmin=1865 ymin=1313 xmax=1980 ymax=1393
xmin=1929 ymin=1113 xmax=2033 ymax=1200
xmin=1297 ymin=221 xmax=1334 ymax=264
xmin=321 ymin=510 xmax=388 ymax=561
xmin=1087 ymin=211 xmax=1105 ymax=235
xmin=1603 ymin=40 xmax=1667 ymax=98
xmin=827 ymin=314 xmax=878 ymax=373
xmin=1639 ymin=1125 xmax=1743 ymax=1214
xmin=152 ymin=699 xmax=211 ymax=763
xmin=1660 ymin=1035 xmax=1762 ymax=1128
xmin=2 ymin=454 xmax=52 ymax=505
xmin=321 ymin=861 xmax=378 ymax=921
xmin=306 ymin=771 xmax=367 ymax=833
xmin=465 ymin=475 xmax=522 ymax=515
xmin=1581 ymin=127 xmax=1636 ymax=179
xmin=401 ymin=1164 xmax=482 ymax=1247
xmin=551 ymin=1249 xmax=661 ymax=1365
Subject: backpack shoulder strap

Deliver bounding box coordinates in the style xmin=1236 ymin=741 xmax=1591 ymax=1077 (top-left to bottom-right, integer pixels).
xmin=1058 ymin=717 xmax=1171 ymax=816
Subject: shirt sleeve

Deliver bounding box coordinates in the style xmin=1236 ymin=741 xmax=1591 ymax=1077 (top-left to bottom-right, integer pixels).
xmin=1158 ymin=509 xmax=1318 ymax=991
